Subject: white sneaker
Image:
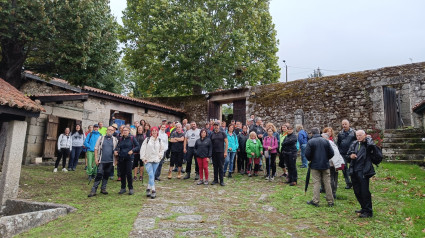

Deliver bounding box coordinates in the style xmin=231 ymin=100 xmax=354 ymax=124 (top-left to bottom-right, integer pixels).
xmin=53 ymin=168 xmax=58 ymax=173
xmin=62 ymin=168 xmax=68 ymax=172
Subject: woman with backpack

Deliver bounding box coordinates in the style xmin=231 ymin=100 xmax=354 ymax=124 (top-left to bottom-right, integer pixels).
xmin=140 ymin=127 xmax=164 ymax=199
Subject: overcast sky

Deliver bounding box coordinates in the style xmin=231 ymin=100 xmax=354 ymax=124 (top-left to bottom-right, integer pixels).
xmin=110 ymin=0 xmax=425 ymax=82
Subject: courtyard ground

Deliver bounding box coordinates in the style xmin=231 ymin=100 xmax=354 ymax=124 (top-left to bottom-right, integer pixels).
xmin=16 ymin=162 xmax=425 ymax=237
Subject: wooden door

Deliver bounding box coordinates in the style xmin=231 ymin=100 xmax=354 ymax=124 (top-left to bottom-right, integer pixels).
xmin=384 ymin=87 xmax=398 ymax=129
xmin=43 ymin=115 xmax=59 ymax=158
xmin=233 ymin=99 xmax=246 ymax=123
xmin=208 ymin=101 xmax=220 ymax=121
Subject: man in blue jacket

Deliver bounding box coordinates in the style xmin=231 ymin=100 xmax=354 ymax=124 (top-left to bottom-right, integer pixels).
xmin=84 ymin=124 xmax=101 ymax=181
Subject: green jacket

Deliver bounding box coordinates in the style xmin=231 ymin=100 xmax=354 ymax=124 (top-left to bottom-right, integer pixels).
xmin=246 ymin=139 xmax=263 ymax=158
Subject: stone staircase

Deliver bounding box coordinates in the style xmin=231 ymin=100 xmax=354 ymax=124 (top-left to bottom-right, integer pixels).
xmin=382 ymin=128 xmax=425 ymax=165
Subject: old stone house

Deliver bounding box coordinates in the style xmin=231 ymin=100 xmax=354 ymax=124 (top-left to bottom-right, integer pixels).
xmin=19 ymin=72 xmax=185 ymax=164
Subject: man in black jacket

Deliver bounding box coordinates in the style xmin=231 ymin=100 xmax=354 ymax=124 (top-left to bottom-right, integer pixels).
xmin=337 ymin=119 xmax=356 ymax=189
xmin=347 ymin=130 xmax=376 ymax=218
xmin=114 ymin=127 xmax=140 ymax=195
xmin=281 ymin=124 xmax=298 ymax=186
xmin=305 ymin=127 xmax=335 ymax=207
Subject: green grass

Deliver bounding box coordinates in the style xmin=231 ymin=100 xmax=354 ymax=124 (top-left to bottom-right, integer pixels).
xmin=17 ymin=166 xmax=143 ymax=238
xmin=15 ymin=162 xmax=425 ymax=237
xmin=269 ymin=162 xmax=425 ymax=238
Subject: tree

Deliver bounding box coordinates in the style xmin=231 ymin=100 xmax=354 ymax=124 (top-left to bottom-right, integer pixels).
xmin=0 ymin=0 xmax=124 ymax=93
xmin=308 ymin=67 xmax=324 ymax=78
xmin=120 ymin=0 xmax=280 ymax=96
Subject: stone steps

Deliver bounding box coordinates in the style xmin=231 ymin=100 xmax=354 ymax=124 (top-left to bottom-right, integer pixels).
xmin=382 ymin=128 xmax=425 ymax=165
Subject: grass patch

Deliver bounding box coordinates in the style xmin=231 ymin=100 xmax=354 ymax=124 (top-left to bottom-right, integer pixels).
xmin=17 ymin=166 xmax=143 ymax=238
xmin=269 ymin=162 xmax=425 ymax=237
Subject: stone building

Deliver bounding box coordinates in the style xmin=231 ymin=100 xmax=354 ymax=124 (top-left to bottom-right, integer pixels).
xmin=19 ymin=72 xmax=185 ymax=163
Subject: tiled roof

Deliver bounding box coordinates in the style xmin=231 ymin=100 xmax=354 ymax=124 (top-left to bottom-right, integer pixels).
xmin=83 ymin=86 xmax=185 ymax=113
xmin=412 ymin=100 xmax=425 ymax=113
xmin=32 ymin=93 xmax=88 ymax=97
xmin=0 ymin=77 xmax=45 ymax=112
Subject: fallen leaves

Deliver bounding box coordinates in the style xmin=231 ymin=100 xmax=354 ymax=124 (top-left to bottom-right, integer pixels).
xmin=405 ymin=217 xmax=411 ymax=221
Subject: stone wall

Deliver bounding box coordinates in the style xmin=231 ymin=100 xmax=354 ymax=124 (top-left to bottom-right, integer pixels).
xmin=20 ymin=80 xmax=72 ymax=95
xmin=247 ymin=62 xmax=425 ymax=131
xmin=145 ymin=95 xmax=208 ymax=124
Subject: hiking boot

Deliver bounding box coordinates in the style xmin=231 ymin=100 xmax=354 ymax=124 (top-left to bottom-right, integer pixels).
xmin=129 ymin=189 xmax=134 ymax=195
xmin=203 ymin=180 xmax=209 ymax=185
xmin=359 ymin=213 xmax=373 ymax=218
xmin=307 ymin=200 xmax=319 ymax=207
xmin=151 ymin=190 xmax=156 ymax=199
xmin=84 ymin=166 xmax=87 ymax=170
xmin=228 ymin=172 xmax=232 ymax=178
xmin=355 ymin=209 xmax=363 ymax=214
xmin=88 ymin=191 xmax=96 ymax=197
xmin=155 ymin=177 xmax=161 ymax=181
xmin=183 ymin=173 xmax=190 ymax=180
xmin=139 ymin=176 xmax=143 ymax=181
xmin=168 ymin=170 xmax=172 ymax=179
xmin=100 ymin=189 xmax=108 ymax=195
xmin=133 ymin=176 xmax=137 ymax=181
xmin=177 ymin=170 xmax=182 ymax=179
xmin=248 ymin=173 xmax=252 ymax=177
xmin=328 ymin=203 xmax=334 ymax=207
xmin=220 ymin=182 xmax=226 ymax=186
xmin=194 ymin=173 xmax=199 ymax=180
xmin=290 ymin=182 xmax=297 ymax=186
xmin=146 ymin=189 xmax=151 ymax=197
xmin=118 ymin=189 xmax=126 ymax=194
xmin=211 ymin=181 xmax=218 ymax=185
xmin=197 ymin=180 xmax=204 ymax=185
xmin=53 ymin=168 xmax=58 ymax=173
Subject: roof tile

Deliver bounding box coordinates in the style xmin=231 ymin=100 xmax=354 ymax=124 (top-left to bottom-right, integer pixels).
xmin=0 ymin=78 xmax=45 ymax=112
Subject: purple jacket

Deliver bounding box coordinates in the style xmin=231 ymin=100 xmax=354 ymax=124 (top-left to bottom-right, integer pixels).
xmin=262 ymin=136 xmax=278 ymax=153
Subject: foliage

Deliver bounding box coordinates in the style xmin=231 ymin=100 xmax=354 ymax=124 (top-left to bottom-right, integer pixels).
xmin=367 ymin=127 xmax=384 ymax=148
xmin=0 ymin=0 xmax=124 ymax=93
xmin=308 ymin=67 xmax=324 ymax=78
xmin=120 ymin=0 xmax=280 ymax=96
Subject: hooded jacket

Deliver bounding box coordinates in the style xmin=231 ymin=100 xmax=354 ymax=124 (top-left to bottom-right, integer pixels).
xmin=58 ymin=133 xmax=72 ymax=151
xmin=140 ymin=136 xmax=164 ymax=163
xmin=84 ymin=131 xmax=101 ymax=152
xmin=246 ymin=138 xmax=263 ymax=158
xmin=226 ymin=132 xmax=239 ymax=152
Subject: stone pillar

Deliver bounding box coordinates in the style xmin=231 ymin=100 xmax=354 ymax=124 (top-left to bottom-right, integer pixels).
xmin=294 ymin=109 xmax=304 ymax=126
xmin=0 ymin=120 xmax=28 ymax=207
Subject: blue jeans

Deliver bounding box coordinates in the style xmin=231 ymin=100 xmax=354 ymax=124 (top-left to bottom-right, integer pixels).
xmin=69 ymin=146 xmax=83 ymax=169
xmin=224 ymin=152 xmax=236 ymax=173
xmin=145 ymin=162 xmax=159 ymax=188
xmin=300 ymin=144 xmax=308 ymax=167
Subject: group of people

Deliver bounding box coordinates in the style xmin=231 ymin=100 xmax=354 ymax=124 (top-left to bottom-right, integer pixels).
xmin=54 ymin=116 xmax=381 ymax=218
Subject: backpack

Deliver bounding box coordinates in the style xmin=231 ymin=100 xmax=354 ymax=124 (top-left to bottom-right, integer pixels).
xmin=368 ymin=144 xmax=383 ymax=165
xmin=144 ymin=137 xmax=161 ymax=144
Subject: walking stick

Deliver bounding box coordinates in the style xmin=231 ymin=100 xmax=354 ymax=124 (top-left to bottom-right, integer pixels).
xmin=268 ymin=152 xmax=271 ymax=182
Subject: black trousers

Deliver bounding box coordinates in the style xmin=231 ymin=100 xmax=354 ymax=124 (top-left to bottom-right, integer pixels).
xmin=342 ymin=155 xmax=352 ymax=186
xmin=185 ymin=147 xmax=199 ymax=174
xmin=283 ymin=152 xmax=297 ymax=183
xmin=212 ymin=152 xmax=225 ymax=183
xmin=351 ymin=170 xmax=373 ymax=214
xmin=237 ymin=151 xmax=248 ymax=172
xmin=118 ymin=158 xmax=134 ymax=190
xmin=330 ymin=167 xmax=338 ymax=197
xmin=265 ymin=153 xmax=277 ymax=177
xmin=55 ymin=148 xmax=70 ymax=168
xmin=92 ymin=162 xmax=113 ymax=192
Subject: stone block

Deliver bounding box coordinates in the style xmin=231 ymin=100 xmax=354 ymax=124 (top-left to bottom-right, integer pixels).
xmin=30 ymin=157 xmax=42 ymax=164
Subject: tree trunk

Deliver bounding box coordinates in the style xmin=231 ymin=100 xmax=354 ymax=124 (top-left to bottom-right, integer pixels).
xmin=0 ymin=39 xmax=26 ymax=89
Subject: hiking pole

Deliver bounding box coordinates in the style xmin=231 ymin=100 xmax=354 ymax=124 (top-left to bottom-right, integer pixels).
xmin=268 ymin=153 xmax=271 ymax=182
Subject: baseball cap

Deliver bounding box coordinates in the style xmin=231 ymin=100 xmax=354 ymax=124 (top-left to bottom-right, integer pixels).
xmin=93 ymin=124 xmax=99 ymax=127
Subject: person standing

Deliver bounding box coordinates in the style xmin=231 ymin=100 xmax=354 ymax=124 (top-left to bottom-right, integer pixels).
xmin=237 ymin=125 xmax=249 ymax=175
xmin=321 ymin=133 xmax=345 ymax=199
xmin=84 ymin=124 xmax=102 ymax=180
xmin=114 ymin=127 xmax=140 ymax=195
xmin=305 ymin=127 xmax=335 ymax=207
xmin=98 ymin=122 xmax=107 ymax=136
xmin=88 ymin=127 xmax=118 ymax=197
xmin=83 ymin=125 xmax=93 ymax=170
xmin=263 ymin=128 xmax=278 ymax=180
xmin=278 ymin=124 xmax=288 ymax=177
xmin=183 ymin=121 xmax=201 ymax=180
xmin=155 ymin=124 xmax=169 ymax=181
xmin=140 ymin=127 xmax=164 ymax=199
xmin=133 ymin=126 xmax=146 ymax=182
xmin=223 ymin=124 xmax=238 ymax=178
xmin=54 ymin=128 xmax=72 ymax=172
xmin=210 ymin=121 xmax=228 ymax=186
xmin=246 ymin=131 xmax=263 ymax=177
xmin=194 ymin=129 xmax=212 ymax=185
xmin=281 ymin=124 xmax=298 ymax=186
xmin=69 ymin=124 xmax=85 ymax=171
xmin=296 ymin=124 xmax=309 ymax=168
xmin=168 ymin=123 xmax=185 ymax=179
xmin=337 ymin=119 xmax=356 ymax=189
xmin=348 ymin=130 xmax=380 ymax=218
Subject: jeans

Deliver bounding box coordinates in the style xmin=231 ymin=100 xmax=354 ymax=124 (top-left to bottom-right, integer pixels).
xmin=55 ymin=148 xmax=69 ymax=168
xmin=86 ymin=151 xmax=97 ymax=176
xmin=69 ymin=146 xmax=83 ymax=169
xmin=92 ymin=162 xmax=113 ymax=192
xmin=223 ymin=151 xmax=236 ymax=173
xmin=119 ymin=158 xmax=134 ymax=190
xmin=300 ymin=144 xmax=308 ymax=167
xmin=145 ymin=162 xmax=159 ymax=188
xmin=155 ymin=152 xmax=166 ymax=179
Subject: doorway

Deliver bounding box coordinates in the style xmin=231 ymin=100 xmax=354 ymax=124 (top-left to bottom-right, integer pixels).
xmin=383 ymin=86 xmax=402 ymax=129
xmin=43 ymin=115 xmax=79 ymax=158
